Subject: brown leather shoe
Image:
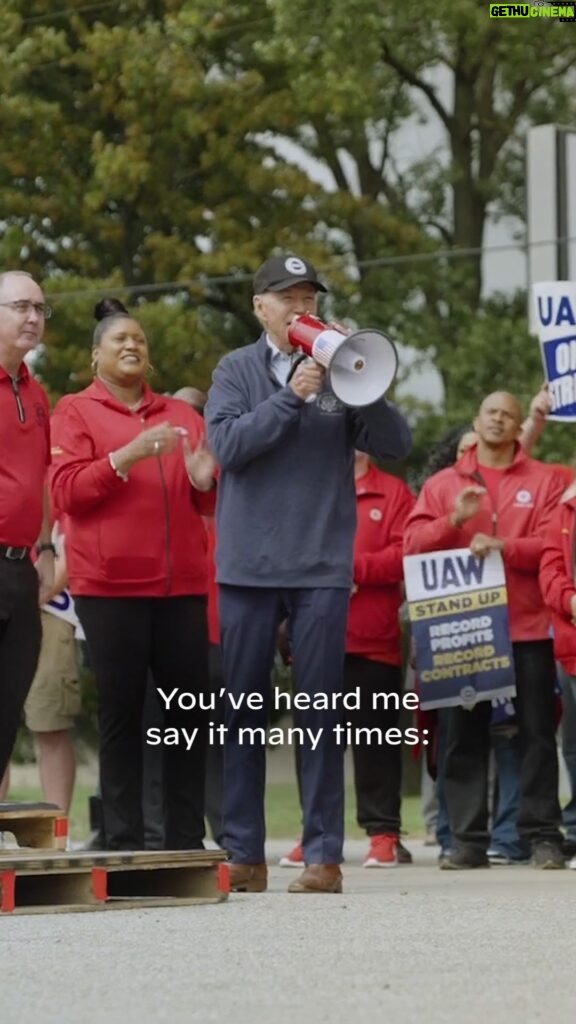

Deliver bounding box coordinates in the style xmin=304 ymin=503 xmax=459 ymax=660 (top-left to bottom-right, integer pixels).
xmin=228 ymin=862 xmax=268 ymax=893
xmin=288 ymin=863 xmax=343 ymax=893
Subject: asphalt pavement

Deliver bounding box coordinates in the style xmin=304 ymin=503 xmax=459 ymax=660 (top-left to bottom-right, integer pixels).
xmin=2 ymin=838 xmax=576 ymax=1024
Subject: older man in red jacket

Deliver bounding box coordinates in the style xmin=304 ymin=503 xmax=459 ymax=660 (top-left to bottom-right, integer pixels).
xmin=405 ymin=391 xmax=565 ymax=870
xmin=0 ymin=271 xmax=54 ymax=782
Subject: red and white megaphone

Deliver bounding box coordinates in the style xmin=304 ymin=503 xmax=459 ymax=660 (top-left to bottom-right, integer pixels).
xmin=287 ymin=313 xmax=398 ymax=408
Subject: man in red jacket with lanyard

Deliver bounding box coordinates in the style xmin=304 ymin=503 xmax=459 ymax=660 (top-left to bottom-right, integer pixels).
xmin=0 ymin=270 xmax=54 ymax=781
xmin=404 ymin=391 xmax=565 ymax=869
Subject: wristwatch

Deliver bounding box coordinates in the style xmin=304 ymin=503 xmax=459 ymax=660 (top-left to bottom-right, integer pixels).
xmin=37 ymin=542 xmax=57 ymax=556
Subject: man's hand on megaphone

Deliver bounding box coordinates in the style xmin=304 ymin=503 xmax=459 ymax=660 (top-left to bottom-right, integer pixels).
xmin=289 ymin=359 xmax=326 ymax=400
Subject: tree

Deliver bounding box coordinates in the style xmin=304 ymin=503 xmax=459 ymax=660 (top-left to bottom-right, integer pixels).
xmin=263 ymin=0 xmax=576 ymax=397
xmin=2 ymin=1 xmax=576 ymax=467
xmin=1 ymin=0 xmax=336 ymax=394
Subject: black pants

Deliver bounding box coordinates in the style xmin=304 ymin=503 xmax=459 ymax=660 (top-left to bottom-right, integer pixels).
xmin=139 ymin=644 xmax=225 ymax=848
xmin=343 ymin=655 xmax=404 ymax=835
xmin=293 ymin=655 xmax=404 ymax=836
xmin=0 ymin=558 xmax=42 ymax=779
xmin=85 ymin=677 xmax=168 ymax=852
xmin=205 ymin=643 xmax=224 ymax=846
xmin=444 ymin=639 xmax=562 ymax=852
xmin=142 ymin=671 xmax=165 ymax=849
xmin=75 ymin=595 xmax=209 ymax=851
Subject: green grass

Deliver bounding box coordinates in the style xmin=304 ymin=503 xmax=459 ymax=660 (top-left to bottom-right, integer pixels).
xmin=265 ymin=785 xmax=424 ymax=839
xmin=8 ymin=783 xmax=425 ymax=842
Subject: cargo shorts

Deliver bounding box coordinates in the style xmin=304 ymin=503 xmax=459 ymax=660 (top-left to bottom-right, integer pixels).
xmin=24 ymin=611 xmax=81 ymax=732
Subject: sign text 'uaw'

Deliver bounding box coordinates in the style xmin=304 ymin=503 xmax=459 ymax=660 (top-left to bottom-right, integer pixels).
xmin=532 ymin=282 xmax=576 ymax=422
xmin=403 ymin=548 xmax=516 ymax=710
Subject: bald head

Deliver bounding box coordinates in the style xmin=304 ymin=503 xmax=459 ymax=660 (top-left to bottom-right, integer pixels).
xmin=473 ymin=391 xmax=523 ymax=456
xmin=172 ymin=386 xmax=207 ymax=414
xmin=0 ymin=270 xmax=35 ymax=298
xmin=477 ymin=391 xmax=523 ymax=423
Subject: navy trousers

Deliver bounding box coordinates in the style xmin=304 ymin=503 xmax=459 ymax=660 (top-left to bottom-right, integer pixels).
xmin=219 ymin=585 xmax=350 ymax=865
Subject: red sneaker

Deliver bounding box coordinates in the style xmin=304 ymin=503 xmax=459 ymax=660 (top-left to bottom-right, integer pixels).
xmin=364 ymin=833 xmax=398 ymax=868
xmin=279 ymin=841 xmax=305 ymax=868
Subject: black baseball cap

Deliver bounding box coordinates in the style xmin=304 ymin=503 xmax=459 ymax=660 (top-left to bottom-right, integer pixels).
xmin=253 ymin=254 xmax=327 ymax=294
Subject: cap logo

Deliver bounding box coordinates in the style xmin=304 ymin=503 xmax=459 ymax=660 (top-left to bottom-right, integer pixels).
xmin=284 ymin=257 xmax=307 ymax=275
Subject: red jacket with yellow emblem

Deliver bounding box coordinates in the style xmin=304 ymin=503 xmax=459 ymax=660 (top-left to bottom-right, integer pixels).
xmin=404 ymin=445 xmax=565 ymax=642
xmin=346 ymin=465 xmax=415 ymax=664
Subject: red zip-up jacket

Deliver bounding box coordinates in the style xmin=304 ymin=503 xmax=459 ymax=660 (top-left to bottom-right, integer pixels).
xmin=540 ymin=484 xmax=576 ymax=674
xmin=347 ymin=466 xmax=415 ymax=664
xmin=0 ymin=362 xmax=50 ymax=547
xmin=50 ymin=379 xmax=214 ymax=598
xmin=403 ymin=445 xmax=565 ymax=642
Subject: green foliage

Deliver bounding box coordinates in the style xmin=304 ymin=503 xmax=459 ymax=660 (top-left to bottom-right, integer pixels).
xmin=6 ymin=779 xmax=427 ymax=841
xmin=1 ymin=0 xmax=575 ymax=468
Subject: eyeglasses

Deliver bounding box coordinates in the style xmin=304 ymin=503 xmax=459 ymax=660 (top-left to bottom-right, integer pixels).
xmin=0 ymin=300 xmax=52 ymax=319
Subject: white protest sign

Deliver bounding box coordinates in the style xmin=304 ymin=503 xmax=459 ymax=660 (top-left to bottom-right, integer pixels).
xmin=44 ymin=589 xmax=85 ymax=640
xmin=532 ymin=281 xmax=576 ymax=421
xmin=403 ymin=548 xmax=515 ymax=710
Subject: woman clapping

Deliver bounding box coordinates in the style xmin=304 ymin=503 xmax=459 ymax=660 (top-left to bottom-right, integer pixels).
xmin=50 ymin=299 xmax=216 ymax=851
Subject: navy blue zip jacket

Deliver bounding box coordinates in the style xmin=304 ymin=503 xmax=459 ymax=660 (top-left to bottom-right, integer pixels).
xmin=205 ymin=334 xmax=411 ymax=588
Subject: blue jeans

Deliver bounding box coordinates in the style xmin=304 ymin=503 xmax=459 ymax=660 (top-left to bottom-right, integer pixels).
xmin=558 ymin=665 xmax=576 ymax=839
xmin=436 ymin=718 xmax=529 ymax=860
xmin=490 ymin=730 xmax=530 ymax=861
xmin=443 ymin=640 xmax=561 ymax=853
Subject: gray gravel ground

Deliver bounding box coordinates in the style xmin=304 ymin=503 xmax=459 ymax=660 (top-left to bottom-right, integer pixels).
xmin=2 ymin=839 xmax=575 ymax=1024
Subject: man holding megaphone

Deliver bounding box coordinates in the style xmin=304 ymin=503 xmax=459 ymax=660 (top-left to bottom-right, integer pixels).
xmin=205 ymin=253 xmax=411 ymax=894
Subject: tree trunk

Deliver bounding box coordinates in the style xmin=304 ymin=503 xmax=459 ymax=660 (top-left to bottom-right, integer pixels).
xmin=450 ymin=67 xmax=486 ymax=312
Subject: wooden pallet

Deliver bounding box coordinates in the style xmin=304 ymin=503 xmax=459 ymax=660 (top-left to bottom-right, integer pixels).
xmin=0 ymin=802 xmax=68 ymax=851
xmin=0 ymin=848 xmax=229 ymax=914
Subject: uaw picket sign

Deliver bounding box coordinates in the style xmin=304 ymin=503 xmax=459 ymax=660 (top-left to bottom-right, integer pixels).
xmin=532 ymin=281 xmax=576 ymax=421
xmin=403 ymin=548 xmax=516 ymax=710
xmin=44 ymin=589 xmax=85 ymax=640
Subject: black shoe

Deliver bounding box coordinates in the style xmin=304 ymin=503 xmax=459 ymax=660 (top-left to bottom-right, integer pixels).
xmin=396 ymin=840 xmax=413 ymax=865
xmin=86 ymin=795 xmax=106 ymax=850
xmin=439 ymin=847 xmax=490 ymax=870
xmin=531 ymin=841 xmax=565 ymax=869
xmin=562 ymin=837 xmax=576 ymax=860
